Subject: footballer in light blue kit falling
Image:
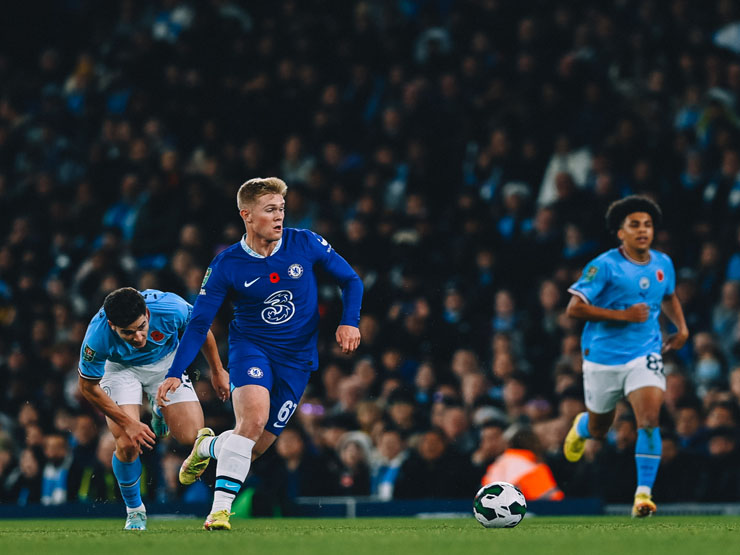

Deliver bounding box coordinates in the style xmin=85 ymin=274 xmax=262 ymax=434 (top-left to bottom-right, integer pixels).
xmin=79 ymin=290 xmax=192 ymax=379
xmin=568 ymin=247 xmax=676 ymax=365
xmin=77 ymin=287 xmax=226 ymax=531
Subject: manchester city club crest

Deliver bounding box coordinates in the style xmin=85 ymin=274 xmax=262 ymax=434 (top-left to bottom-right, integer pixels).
xmin=248 ymin=367 xmax=264 ymax=379
xmin=639 ymin=276 xmax=650 ymax=289
xmin=288 ymin=263 xmax=303 ymax=278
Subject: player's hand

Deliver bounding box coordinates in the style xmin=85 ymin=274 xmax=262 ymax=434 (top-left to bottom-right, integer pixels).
xmin=622 ymin=303 xmax=649 ymax=323
xmin=124 ymin=419 xmax=156 ymax=452
xmin=156 ymin=377 xmax=182 ymax=407
xmin=211 ymin=367 xmax=230 ymax=402
xmin=336 ymin=325 xmax=361 ymax=354
xmin=662 ymin=329 xmax=689 ymax=353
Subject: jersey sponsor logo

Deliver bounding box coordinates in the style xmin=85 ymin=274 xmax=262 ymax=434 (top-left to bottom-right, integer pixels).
xmin=261 ymin=290 xmax=295 ymax=324
xmin=288 ymin=263 xmax=303 ymax=278
xmin=201 ymin=268 xmax=212 ymax=288
xmin=639 ymin=276 xmax=650 ymax=289
xmin=150 ymin=330 xmax=164 ymax=341
xmin=584 ymin=266 xmax=598 ymax=282
xmin=244 ymin=277 xmax=260 ymax=288
xmin=247 ymin=366 xmax=263 ymax=379
xmin=82 ymin=344 xmax=96 ymax=362
xmin=269 ymin=272 xmax=280 ymax=283
xmin=656 ymin=269 xmax=664 ymax=282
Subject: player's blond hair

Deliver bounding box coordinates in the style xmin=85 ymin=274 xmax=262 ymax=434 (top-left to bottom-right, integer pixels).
xmin=237 ymin=177 xmax=288 ymax=210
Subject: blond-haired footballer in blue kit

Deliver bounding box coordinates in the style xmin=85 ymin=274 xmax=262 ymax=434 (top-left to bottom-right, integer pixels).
xmin=157 ymin=177 xmax=363 ymax=531
xmin=78 ymin=288 xmax=230 ymax=530
xmin=563 ymin=195 xmax=689 ymax=518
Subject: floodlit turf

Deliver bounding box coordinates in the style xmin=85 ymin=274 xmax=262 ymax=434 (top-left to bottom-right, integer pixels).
xmin=1 ymin=516 xmax=740 ymax=555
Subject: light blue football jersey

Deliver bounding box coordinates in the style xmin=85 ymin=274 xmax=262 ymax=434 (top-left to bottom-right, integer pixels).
xmin=78 ymin=289 xmax=192 ymax=379
xmin=568 ymin=247 xmax=676 ymax=365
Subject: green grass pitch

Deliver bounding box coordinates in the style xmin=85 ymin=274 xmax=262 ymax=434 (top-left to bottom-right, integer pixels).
xmin=1 ymin=516 xmax=739 ymax=555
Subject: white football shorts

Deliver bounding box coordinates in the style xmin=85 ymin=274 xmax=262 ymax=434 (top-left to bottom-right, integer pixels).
xmin=582 ymin=353 xmax=666 ymax=414
xmin=99 ymin=349 xmax=199 ymax=406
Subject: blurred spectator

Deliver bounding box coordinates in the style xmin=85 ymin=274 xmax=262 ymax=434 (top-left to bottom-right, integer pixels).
xmin=394 ymin=428 xmax=476 ymax=499
xmin=40 ymin=432 xmax=71 ymax=505
xmin=335 ymin=431 xmax=372 ymax=496
xmin=4 ymin=448 xmax=42 ymax=505
xmin=274 ymin=426 xmax=329 ymax=498
xmin=481 ymin=425 xmax=564 ymax=501
xmin=695 ymin=427 xmax=740 ymax=501
xmin=370 ymin=427 xmax=408 ymax=500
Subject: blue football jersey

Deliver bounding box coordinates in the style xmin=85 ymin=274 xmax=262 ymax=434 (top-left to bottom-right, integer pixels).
xmin=568 ymin=247 xmax=676 ymax=365
xmin=166 ymin=228 xmax=363 ymax=378
xmin=78 ymin=290 xmax=192 ymax=379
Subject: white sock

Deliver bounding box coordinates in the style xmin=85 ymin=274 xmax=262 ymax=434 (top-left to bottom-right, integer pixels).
xmin=211 ymin=434 xmax=255 ymax=514
xmin=635 ymin=486 xmax=651 ymax=496
xmin=126 ymin=503 xmax=145 ymax=514
xmin=197 ymin=430 xmax=233 ymax=459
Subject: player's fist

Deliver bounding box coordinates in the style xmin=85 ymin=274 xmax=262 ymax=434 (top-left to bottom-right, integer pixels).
xmin=623 ymin=303 xmax=649 ymax=323
xmin=336 ymin=325 xmax=361 ymax=354
xmin=210 ymin=367 xmax=230 ymax=402
xmin=156 ymin=377 xmax=182 ymax=407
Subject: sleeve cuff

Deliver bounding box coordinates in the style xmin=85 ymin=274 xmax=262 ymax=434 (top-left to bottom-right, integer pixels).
xmin=567 ymin=288 xmax=591 ymax=305
xmin=78 ymin=368 xmax=102 ymax=381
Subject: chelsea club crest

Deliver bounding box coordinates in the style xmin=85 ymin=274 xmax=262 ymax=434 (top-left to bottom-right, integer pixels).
xmin=288 ymin=263 xmax=303 ymax=278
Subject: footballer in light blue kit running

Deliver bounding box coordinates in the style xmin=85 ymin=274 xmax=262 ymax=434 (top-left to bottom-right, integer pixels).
xmin=157 ymin=177 xmax=363 ymax=531
xmin=78 ymin=288 xmax=229 ymax=530
xmin=562 ymin=195 xmax=689 ymax=518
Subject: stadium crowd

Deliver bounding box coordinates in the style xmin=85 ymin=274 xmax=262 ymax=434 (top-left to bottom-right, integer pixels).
xmin=2 ymin=0 xmax=740 ymax=512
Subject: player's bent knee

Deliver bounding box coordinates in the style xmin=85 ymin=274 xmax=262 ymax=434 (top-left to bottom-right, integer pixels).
xmin=234 ymin=419 xmax=266 ymax=440
xmin=116 ymin=439 xmax=139 ymax=461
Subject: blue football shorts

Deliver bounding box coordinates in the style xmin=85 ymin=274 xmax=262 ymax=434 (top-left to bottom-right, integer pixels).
xmin=229 ymin=348 xmax=312 ymax=436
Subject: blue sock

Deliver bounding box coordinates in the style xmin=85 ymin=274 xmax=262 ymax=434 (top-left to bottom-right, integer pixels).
xmin=112 ymin=454 xmax=143 ymax=509
xmin=576 ymin=412 xmax=591 ymax=439
xmin=635 ymin=428 xmax=662 ymax=492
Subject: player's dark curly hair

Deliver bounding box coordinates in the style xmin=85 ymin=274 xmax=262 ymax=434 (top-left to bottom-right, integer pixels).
xmin=104 ymin=287 xmax=146 ymax=327
xmin=605 ymin=195 xmax=662 ymax=234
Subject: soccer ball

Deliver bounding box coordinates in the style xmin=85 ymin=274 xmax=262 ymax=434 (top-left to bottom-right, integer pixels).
xmin=473 ymin=481 xmax=527 ymax=528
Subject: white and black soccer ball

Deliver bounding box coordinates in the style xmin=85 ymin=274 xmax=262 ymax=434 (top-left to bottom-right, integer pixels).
xmin=473 ymin=481 xmax=527 ymax=528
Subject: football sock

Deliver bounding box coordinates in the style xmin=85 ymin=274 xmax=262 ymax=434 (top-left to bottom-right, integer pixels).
xmin=112 ymin=453 xmax=143 ymax=510
xmin=211 ymin=433 xmax=255 ymax=513
xmin=635 ymin=427 xmax=662 ymax=494
xmin=197 ymin=430 xmax=233 ymax=460
xmin=576 ymin=412 xmax=591 ymax=438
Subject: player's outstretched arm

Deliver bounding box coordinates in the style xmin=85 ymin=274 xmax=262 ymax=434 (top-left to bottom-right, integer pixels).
xmin=661 ymin=293 xmax=689 ymax=352
xmin=566 ymin=295 xmax=649 ymax=323
xmin=78 ymin=375 xmax=156 ymax=451
xmin=202 ymin=329 xmax=230 ymax=401
xmin=336 ymin=324 xmax=361 ymax=354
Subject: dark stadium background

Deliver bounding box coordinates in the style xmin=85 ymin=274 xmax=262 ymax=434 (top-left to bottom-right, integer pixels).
xmin=1 ymin=0 xmax=740 ymax=514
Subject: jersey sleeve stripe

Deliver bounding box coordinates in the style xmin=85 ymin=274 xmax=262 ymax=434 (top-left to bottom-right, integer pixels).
xmin=567 ymin=287 xmax=591 ymax=305
xmin=78 ymin=368 xmax=101 ymax=380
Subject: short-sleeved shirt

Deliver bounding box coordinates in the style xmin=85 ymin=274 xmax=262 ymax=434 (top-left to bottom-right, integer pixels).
xmin=78 ymin=289 xmax=192 ymax=379
xmin=568 ymin=247 xmax=676 ymax=365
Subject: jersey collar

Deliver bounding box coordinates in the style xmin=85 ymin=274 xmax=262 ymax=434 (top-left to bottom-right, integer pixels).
xmin=240 ymin=234 xmax=282 ymax=258
xmin=618 ymin=246 xmax=651 ymax=265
